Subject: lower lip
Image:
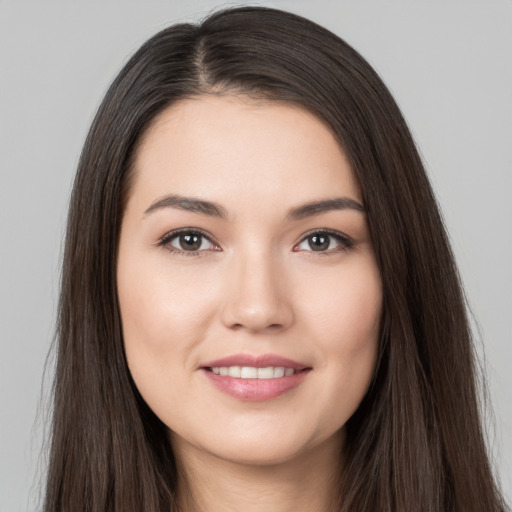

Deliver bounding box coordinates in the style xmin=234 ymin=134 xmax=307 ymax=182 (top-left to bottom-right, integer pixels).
xmin=201 ymin=368 xmax=311 ymax=401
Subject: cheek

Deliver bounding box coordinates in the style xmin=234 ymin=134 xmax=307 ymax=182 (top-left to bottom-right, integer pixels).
xmin=299 ymin=258 xmax=382 ymax=415
xmin=116 ymin=248 xmax=219 ymax=402
xmin=301 ymin=256 xmax=382 ymax=349
xmin=118 ymin=253 xmax=214 ymax=346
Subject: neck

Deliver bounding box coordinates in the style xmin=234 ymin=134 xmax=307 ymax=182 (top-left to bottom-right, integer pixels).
xmin=171 ymin=432 xmax=344 ymax=512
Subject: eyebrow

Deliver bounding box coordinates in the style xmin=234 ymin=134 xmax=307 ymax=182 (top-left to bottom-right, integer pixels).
xmin=144 ymin=194 xmax=229 ymax=218
xmin=144 ymin=194 xmax=365 ymax=220
xmin=285 ymin=197 xmax=365 ymax=221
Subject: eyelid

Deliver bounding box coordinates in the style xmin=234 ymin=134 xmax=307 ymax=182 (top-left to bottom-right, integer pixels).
xmin=294 ymin=228 xmax=353 ymax=253
xmin=157 ymin=227 xmax=353 ymax=256
xmin=157 ymin=227 xmax=221 ymax=256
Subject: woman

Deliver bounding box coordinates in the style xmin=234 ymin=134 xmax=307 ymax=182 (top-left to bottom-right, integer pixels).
xmin=43 ymin=6 xmax=507 ymax=511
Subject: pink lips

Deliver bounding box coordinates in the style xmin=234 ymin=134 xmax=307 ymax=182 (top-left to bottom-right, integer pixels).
xmin=201 ymin=353 xmax=308 ymax=370
xmin=200 ymin=353 xmax=311 ymax=401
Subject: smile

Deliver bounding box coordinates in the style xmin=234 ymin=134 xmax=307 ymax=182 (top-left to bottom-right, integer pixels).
xmin=200 ymin=354 xmax=311 ymax=401
xmin=209 ymin=366 xmax=297 ymax=378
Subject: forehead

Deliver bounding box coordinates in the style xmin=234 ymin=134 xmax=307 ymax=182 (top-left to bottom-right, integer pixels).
xmin=129 ymin=95 xmax=361 ymax=214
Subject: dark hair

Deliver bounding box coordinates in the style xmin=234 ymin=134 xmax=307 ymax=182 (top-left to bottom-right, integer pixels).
xmin=44 ymin=6 xmax=507 ymax=511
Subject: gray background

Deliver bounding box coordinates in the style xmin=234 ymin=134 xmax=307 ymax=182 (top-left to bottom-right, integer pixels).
xmin=1 ymin=1 xmax=511 ymax=510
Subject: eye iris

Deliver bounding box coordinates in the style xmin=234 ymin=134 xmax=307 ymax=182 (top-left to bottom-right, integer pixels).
xmin=179 ymin=233 xmax=202 ymax=251
xmin=308 ymin=234 xmax=330 ymax=251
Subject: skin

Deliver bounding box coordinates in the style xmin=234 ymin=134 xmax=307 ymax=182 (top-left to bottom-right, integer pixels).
xmin=117 ymin=95 xmax=383 ymax=512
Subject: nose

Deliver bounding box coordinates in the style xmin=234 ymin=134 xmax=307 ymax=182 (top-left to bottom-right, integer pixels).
xmin=220 ymin=248 xmax=294 ymax=333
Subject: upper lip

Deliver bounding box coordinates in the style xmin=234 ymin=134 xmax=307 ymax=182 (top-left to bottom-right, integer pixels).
xmin=201 ymin=353 xmax=310 ymax=370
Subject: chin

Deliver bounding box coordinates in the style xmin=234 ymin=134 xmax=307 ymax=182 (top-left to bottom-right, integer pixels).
xmin=203 ymin=423 xmax=342 ymax=468
xmin=215 ymin=440 xmax=308 ymax=467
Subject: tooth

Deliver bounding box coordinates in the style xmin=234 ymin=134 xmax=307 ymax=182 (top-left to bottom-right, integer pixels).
xmin=241 ymin=367 xmax=258 ymax=378
xmin=213 ymin=366 xmax=298 ymax=378
xmin=273 ymin=367 xmax=285 ymax=378
xmin=257 ymin=367 xmax=275 ymax=379
xmin=228 ymin=366 xmax=241 ymax=378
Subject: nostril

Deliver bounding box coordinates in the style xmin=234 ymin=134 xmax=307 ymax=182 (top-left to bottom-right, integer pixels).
xmin=220 ymin=291 xmax=294 ymax=333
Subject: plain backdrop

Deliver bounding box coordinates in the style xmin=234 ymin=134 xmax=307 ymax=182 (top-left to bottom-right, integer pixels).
xmin=1 ymin=1 xmax=511 ymax=510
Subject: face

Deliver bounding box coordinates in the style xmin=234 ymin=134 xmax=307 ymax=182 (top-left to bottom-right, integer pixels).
xmin=117 ymin=95 xmax=382 ymax=467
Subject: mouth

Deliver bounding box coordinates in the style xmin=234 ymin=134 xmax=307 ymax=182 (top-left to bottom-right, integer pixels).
xmin=200 ymin=354 xmax=312 ymax=401
xmin=205 ymin=366 xmax=306 ymax=378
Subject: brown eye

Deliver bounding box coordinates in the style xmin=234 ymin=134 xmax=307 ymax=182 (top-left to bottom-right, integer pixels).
xmin=296 ymin=230 xmax=353 ymax=253
xmin=161 ymin=230 xmax=218 ymax=254
xmin=307 ymin=234 xmax=330 ymax=251
xmin=178 ymin=233 xmax=203 ymax=251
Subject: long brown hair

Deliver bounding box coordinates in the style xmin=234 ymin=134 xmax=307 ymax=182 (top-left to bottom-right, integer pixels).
xmin=44 ymin=6 xmax=507 ymax=511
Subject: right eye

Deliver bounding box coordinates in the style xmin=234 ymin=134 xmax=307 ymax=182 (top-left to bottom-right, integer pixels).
xmin=159 ymin=229 xmax=220 ymax=255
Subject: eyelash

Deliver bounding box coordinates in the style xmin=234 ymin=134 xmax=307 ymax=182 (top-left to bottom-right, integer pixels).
xmin=295 ymin=229 xmax=353 ymax=255
xmin=157 ymin=228 xmax=219 ymax=258
xmin=157 ymin=228 xmax=353 ymax=257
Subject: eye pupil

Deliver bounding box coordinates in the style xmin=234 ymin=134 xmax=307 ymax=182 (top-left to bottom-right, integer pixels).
xmin=180 ymin=234 xmax=202 ymax=251
xmin=308 ymin=234 xmax=329 ymax=251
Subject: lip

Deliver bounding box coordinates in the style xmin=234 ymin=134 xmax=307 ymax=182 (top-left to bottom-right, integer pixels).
xmin=199 ymin=353 xmax=312 ymax=401
xmin=200 ymin=353 xmax=309 ymax=370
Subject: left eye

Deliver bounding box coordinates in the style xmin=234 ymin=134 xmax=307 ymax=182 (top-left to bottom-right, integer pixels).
xmin=296 ymin=232 xmax=351 ymax=252
xmin=164 ymin=231 xmax=216 ymax=252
